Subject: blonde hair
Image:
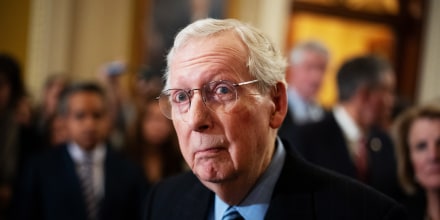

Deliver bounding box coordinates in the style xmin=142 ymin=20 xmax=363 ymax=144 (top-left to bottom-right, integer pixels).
xmin=392 ymin=103 xmax=440 ymax=194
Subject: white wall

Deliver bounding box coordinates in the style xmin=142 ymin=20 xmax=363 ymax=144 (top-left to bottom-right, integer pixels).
xmin=417 ymin=0 xmax=440 ymax=104
xmin=26 ymin=0 xmax=134 ymax=100
xmin=234 ymin=0 xmax=291 ymax=53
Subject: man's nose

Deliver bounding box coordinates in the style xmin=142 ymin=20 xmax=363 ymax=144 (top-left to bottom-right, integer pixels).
xmin=83 ymin=115 xmax=97 ymax=128
xmin=186 ymin=92 xmax=210 ymax=132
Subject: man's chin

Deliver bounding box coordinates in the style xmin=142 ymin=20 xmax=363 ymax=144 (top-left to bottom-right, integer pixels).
xmin=77 ymin=141 xmax=99 ymax=151
xmin=194 ymin=170 xmax=224 ymax=183
xmin=193 ymin=168 xmax=237 ymax=184
xmin=199 ymin=177 xmax=224 ymax=184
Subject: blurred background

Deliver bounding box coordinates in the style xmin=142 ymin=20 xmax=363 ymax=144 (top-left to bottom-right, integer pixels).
xmin=0 ymin=0 xmax=438 ymax=109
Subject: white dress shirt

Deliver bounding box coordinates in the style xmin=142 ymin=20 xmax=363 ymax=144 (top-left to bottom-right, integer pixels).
xmin=67 ymin=142 xmax=106 ymax=201
xmin=333 ymin=105 xmax=365 ymax=162
xmin=288 ymin=87 xmax=324 ymax=125
xmin=211 ymin=138 xmax=286 ymax=220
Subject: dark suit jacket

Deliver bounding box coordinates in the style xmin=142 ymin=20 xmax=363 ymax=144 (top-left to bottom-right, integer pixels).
xmin=12 ymin=144 xmax=148 ymax=220
xmin=293 ymin=112 xmax=403 ymax=201
xmin=144 ymin=141 xmax=406 ymax=220
xmin=278 ymin=107 xmax=301 ymax=148
xmin=401 ymin=190 xmax=425 ymax=220
xmin=279 ymin=106 xmax=330 ymax=149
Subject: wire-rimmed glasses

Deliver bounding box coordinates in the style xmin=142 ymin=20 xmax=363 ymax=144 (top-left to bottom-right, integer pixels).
xmin=156 ymin=79 xmax=259 ymax=120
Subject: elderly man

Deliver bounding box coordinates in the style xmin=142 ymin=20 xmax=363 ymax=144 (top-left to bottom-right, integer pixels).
xmin=285 ymin=40 xmax=329 ymax=124
xmin=279 ymin=41 xmax=329 ymax=148
xmin=144 ymin=18 xmax=405 ymax=220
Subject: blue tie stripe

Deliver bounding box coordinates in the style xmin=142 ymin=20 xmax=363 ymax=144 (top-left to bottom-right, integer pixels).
xmin=222 ymin=207 xmax=244 ymax=220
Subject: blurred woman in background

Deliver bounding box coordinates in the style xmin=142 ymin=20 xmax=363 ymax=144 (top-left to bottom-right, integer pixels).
xmin=34 ymin=74 xmax=70 ymax=148
xmin=393 ymin=104 xmax=440 ymax=220
xmin=126 ymin=96 xmax=185 ymax=184
xmin=0 ymin=53 xmax=35 ymax=219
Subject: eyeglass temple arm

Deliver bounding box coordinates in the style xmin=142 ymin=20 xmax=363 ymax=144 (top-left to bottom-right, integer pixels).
xmin=235 ymin=79 xmax=259 ymax=86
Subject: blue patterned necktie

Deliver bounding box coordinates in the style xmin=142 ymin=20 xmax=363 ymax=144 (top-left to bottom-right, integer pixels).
xmin=222 ymin=207 xmax=244 ymax=220
xmin=78 ymin=153 xmax=98 ymax=220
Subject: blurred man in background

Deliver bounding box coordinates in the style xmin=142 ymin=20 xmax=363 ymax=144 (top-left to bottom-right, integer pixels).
xmin=285 ymin=40 xmax=329 ymax=124
xmin=295 ymin=55 xmax=402 ymax=201
xmin=279 ymin=40 xmax=329 ymax=146
xmin=13 ymin=82 xmax=148 ymax=220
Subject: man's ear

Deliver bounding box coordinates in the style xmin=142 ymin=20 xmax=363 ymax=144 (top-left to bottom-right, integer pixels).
xmin=269 ymin=82 xmax=288 ymax=129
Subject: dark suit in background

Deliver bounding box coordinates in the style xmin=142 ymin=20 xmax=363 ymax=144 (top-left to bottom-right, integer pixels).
xmin=294 ymin=112 xmax=403 ymax=201
xmin=145 ymin=141 xmax=406 ymax=220
xmin=13 ymin=144 xmax=148 ymax=220
xmin=278 ymin=106 xmax=301 ymax=148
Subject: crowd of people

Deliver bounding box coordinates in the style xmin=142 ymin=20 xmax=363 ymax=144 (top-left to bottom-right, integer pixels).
xmin=0 ymin=18 xmax=439 ymax=220
xmin=0 ymin=54 xmax=185 ymax=220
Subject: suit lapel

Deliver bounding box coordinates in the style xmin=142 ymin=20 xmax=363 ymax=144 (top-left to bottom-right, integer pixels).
xmin=326 ymin=113 xmax=358 ymax=177
xmin=60 ymin=145 xmax=88 ymax=218
xmin=265 ymin=149 xmax=316 ymax=219
xmin=176 ymin=175 xmax=213 ymax=219
xmin=102 ymin=147 xmax=117 ymax=215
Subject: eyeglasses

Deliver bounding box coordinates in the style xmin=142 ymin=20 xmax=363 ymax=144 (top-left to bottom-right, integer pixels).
xmin=156 ymin=79 xmax=259 ymax=120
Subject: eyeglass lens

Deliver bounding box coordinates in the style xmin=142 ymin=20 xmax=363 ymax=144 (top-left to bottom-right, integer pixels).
xmin=159 ymin=80 xmax=239 ymax=120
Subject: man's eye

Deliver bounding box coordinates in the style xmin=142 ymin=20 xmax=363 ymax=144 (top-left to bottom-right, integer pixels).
xmin=215 ymin=85 xmax=232 ymax=95
xmin=209 ymin=83 xmax=235 ymax=102
xmin=172 ymin=91 xmax=189 ymax=103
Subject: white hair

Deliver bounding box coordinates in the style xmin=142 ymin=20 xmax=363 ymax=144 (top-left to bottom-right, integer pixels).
xmin=289 ymin=40 xmax=329 ymax=65
xmin=164 ymin=18 xmax=287 ymax=93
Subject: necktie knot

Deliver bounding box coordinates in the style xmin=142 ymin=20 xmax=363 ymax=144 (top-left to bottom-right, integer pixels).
xmin=222 ymin=207 xmax=244 ymax=220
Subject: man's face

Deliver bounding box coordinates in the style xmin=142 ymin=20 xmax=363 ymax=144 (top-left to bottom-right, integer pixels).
xmin=65 ymin=91 xmax=110 ymax=150
xmin=378 ymin=71 xmax=396 ymax=123
xmin=289 ymin=50 xmax=327 ymax=100
xmin=361 ymin=71 xmax=396 ymax=127
xmin=168 ymin=32 xmax=282 ymax=187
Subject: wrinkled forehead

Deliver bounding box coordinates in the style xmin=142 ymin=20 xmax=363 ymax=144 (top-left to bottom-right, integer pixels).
xmin=167 ymin=32 xmax=250 ymax=87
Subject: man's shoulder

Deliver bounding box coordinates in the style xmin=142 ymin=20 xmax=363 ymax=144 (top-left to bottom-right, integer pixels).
xmin=298 ymin=111 xmax=337 ymax=132
xmin=314 ymin=169 xmax=406 ymax=219
xmin=149 ymin=171 xmax=204 ymax=199
xmin=26 ymin=144 xmax=68 ymax=167
xmin=145 ymin=171 xmax=213 ymax=220
xmin=275 ymin=152 xmax=406 ymax=219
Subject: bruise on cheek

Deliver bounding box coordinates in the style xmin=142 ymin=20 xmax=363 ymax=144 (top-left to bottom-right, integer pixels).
xmin=225 ymin=105 xmax=253 ymax=126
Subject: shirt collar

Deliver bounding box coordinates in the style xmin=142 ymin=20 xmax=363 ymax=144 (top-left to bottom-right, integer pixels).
xmin=287 ymin=86 xmax=323 ymax=123
xmin=333 ymin=105 xmax=362 ymax=143
xmin=67 ymin=142 xmax=106 ymax=165
xmin=214 ymin=137 xmax=286 ymax=220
